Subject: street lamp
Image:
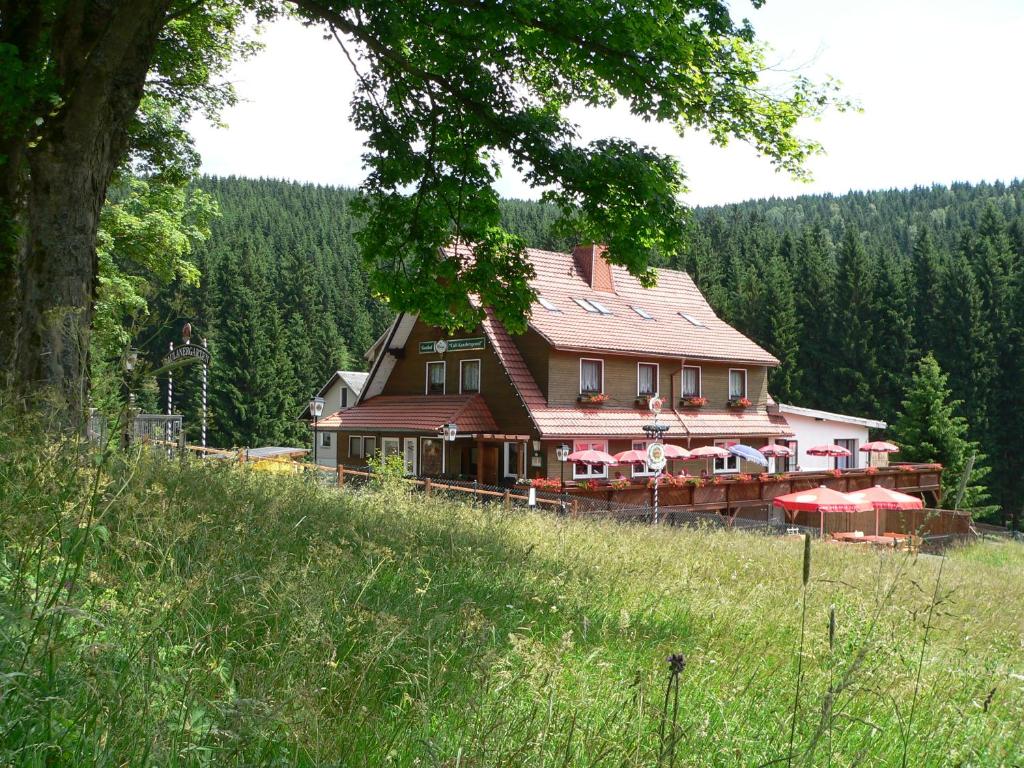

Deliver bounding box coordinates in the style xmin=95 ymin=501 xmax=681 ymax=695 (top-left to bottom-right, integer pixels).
xmin=556 ymin=443 xmax=570 ymax=514
xmin=441 ymin=422 xmax=458 ymax=442
xmin=309 ymin=396 xmax=325 ymax=466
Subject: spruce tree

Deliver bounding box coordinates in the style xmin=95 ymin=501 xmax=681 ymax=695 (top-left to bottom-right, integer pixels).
xmin=791 ymin=224 xmax=836 ymax=406
xmin=871 ymin=255 xmax=917 ymax=420
xmin=889 ymin=355 xmax=995 ymax=518
xmin=829 ymin=228 xmax=879 ymax=416
xmin=909 ymin=228 xmax=945 ymax=355
xmin=760 ymin=252 xmax=801 ymax=403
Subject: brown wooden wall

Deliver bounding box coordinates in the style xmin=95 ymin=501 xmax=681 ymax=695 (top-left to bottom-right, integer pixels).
xmin=545 ymin=351 xmax=769 ymax=409
xmin=381 ymin=318 xmax=535 ymax=436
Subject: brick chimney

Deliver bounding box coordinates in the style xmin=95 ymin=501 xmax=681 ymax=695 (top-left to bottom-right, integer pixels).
xmin=571 ymin=243 xmax=615 ymax=292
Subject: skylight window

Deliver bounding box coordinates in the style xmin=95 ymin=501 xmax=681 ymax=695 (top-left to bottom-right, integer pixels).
xmin=573 ymin=297 xmax=600 ymax=313
xmin=631 ymin=306 xmax=653 ymax=320
xmin=589 ymin=299 xmax=613 ymax=315
xmin=679 ymin=312 xmax=706 ymax=328
xmin=537 ymin=296 xmax=561 ymax=312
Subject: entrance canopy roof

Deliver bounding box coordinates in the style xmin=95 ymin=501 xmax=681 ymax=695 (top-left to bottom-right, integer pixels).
xmin=332 ymin=394 xmax=499 ymax=435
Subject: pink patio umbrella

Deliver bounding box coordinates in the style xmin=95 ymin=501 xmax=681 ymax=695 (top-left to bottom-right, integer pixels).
xmin=759 ymin=443 xmax=792 ymax=474
xmin=662 ymin=444 xmax=691 ymax=459
xmin=807 ymin=443 xmax=852 ymax=472
xmin=859 ymin=440 xmax=900 ymax=469
xmin=688 ymin=444 xmax=732 ymax=475
xmin=567 ymin=448 xmax=618 ymax=468
xmin=772 ymin=485 xmax=873 ymax=537
xmin=847 ymin=485 xmax=923 ymax=535
xmin=613 ymin=449 xmax=648 ymax=477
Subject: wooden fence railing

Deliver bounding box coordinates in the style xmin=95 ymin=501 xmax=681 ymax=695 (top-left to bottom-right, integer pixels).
xmin=337 ymin=466 xmax=572 ymax=514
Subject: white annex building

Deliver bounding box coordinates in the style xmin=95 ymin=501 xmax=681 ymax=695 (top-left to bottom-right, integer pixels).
xmin=306 ymin=370 xmax=369 ymax=466
xmin=776 ymin=403 xmax=887 ymax=472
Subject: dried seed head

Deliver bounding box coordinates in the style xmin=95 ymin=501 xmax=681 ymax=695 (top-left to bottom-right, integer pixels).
xmin=828 ymin=604 xmax=836 ymax=651
xmin=667 ymin=653 xmax=687 ymax=675
xmin=802 ymin=533 xmax=811 ymax=586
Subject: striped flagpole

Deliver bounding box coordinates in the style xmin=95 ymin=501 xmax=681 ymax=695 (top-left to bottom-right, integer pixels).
xmin=201 ymin=338 xmax=208 ymax=451
xmin=166 ymin=341 xmax=174 ymax=450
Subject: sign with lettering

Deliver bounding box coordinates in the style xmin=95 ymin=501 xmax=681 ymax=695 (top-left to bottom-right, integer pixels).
xmin=418 ymin=337 xmax=485 ymax=354
xmin=162 ymin=343 xmax=211 ymax=367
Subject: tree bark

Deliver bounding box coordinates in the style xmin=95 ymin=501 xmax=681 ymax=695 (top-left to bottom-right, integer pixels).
xmin=1 ymin=0 xmax=171 ymax=421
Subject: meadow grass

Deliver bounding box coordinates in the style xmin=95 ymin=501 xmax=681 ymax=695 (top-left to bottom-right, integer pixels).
xmin=1 ymin=423 xmax=1022 ymax=766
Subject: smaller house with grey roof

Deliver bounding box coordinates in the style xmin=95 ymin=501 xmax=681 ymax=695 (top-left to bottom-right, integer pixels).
xmin=304 ymin=370 xmax=369 ymax=466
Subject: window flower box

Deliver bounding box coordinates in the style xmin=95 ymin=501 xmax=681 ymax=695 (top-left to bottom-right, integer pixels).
xmin=610 ymin=478 xmax=632 ymax=490
xmin=680 ymin=395 xmax=707 ymax=408
xmin=577 ymin=392 xmax=609 ymax=406
xmin=726 ymin=397 xmax=752 ymax=409
xmin=530 ymin=478 xmax=562 ymax=490
xmin=576 ymin=479 xmax=600 ymax=490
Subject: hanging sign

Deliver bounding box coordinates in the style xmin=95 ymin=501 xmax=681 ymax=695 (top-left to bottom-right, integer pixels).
xmin=646 ymin=442 xmax=667 ymax=472
xmin=162 ymin=343 xmax=211 ymax=367
xmin=418 ymin=337 xmax=485 ymax=354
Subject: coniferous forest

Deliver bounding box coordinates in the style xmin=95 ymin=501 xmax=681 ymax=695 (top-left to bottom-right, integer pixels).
xmin=150 ymin=176 xmax=1023 ymax=521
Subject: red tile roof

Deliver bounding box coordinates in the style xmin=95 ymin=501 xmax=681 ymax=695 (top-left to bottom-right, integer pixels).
xmin=321 ymin=394 xmax=499 ymax=434
xmin=480 ymin=305 xmax=792 ymax=440
xmin=525 ymin=247 xmax=778 ymax=365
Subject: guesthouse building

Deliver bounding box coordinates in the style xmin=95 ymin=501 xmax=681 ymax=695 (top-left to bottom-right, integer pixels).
xmin=330 ymin=244 xmax=797 ymax=483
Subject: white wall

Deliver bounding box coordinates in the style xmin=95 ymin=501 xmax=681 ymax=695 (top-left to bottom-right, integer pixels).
xmin=778 ymin=412 xmax=872 ymax=472
xmin=313 ymin=429 xmax=338 ymax=467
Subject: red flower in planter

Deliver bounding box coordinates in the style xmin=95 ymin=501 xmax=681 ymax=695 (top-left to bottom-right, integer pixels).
xmin=865 ymin=466 xmax=879 ymax=475
xmin=575 ymin=479 xmax=600 ymax=490
xmin=681 ymin=395 xmax=708 ymax=407
xmin=610 ymin=478 xmax=631 ymax=490
xmin=726 ymin=397 xmax=753 ymax=409
xmin=577 ymin=392 xmax=609 ymax=405
xmin=735 ymin=473 xmax=753 ymax=482
xmin=530 ymin=478 xmax=562 ymax=490
xmin=830 ymin=468 xmax=843 ymax=477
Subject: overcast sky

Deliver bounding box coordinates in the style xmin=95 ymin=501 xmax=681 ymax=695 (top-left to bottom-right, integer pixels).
xmin=188 ymin=0 xmax=1024 ymax=206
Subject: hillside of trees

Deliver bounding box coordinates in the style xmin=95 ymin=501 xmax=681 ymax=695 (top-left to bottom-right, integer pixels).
xmin=149 ymin=176 xmax=1022 ymax=520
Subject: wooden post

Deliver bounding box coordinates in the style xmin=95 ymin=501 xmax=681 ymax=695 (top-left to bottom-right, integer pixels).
xmin=571 ymin=499 xmax=579 ymax=519
xmin=503 ymin=490 xmax=511 ymax=510
xmin=424 ymin=478 xmax=432 ymax=497
xmin=338 ymin=465 xmax=345 ymax=488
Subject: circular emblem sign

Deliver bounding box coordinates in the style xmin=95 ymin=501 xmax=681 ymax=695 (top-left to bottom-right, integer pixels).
xmin=434 ymin=339 xmax=448 ymax=354
xmin=646 ymin=442 xmax=667 ymax=472
xmin=648 ymin=395 xmax=663 ymax=414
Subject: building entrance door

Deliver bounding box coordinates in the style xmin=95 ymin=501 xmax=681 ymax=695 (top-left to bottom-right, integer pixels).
xmin=480 ymin=444 xmax=499 ymax=485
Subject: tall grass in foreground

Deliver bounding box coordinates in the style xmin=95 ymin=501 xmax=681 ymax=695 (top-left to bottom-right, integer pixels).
xmin=1 ymin=415 xmax=1023 ymax=766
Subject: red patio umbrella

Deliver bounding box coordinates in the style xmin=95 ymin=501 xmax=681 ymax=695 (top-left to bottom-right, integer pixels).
xmin=859 ymin=440 xmax=900 ymax=469
xmin=662 ymin=444 xmax=691 ymax=459
xmin=773 ymin=485 xmax=872 ymax=536
xmin=689 ymin=444 xmax=731 ymax=475
xmin=567 ymin=448 xmax=619 ymax=467
xmin=807 ymin=443 xmax=852 ymax=471
xmin=613 ymin=449 xmax=648 ymax=464
xmin=847 ymin=485 xmax=923 ymax=535
xmin=759 ymin=443 xmax=792 ymax=474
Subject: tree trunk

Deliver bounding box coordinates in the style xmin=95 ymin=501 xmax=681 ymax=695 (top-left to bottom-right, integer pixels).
xmin=1 ymin=0 xmax=171 ymax=422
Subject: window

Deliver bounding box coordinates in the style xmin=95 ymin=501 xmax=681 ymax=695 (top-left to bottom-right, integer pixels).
xmin=572 ymin=440 xmax=608 ymax=480
xmin=460 ymin=359 xmax=481 ymax=394
xmin=679 ymin=312 xmax=706 ymax=328
xmin=637 ymin=362 xmax=659 ymax=397
xmin=579 ymin=358 xmax=604 ymax=394
xmin=403 ymin=437 xmax=418 ymax=476
xmin=573 ymin=297 xmax=600 ymax=313
xmin=340 ymin=387 xmax=348 ymax=408
xmin=728 ymin=369 xmax=748 ymax=399
xmin=776 ymin=439 xmax=798 ymax=473
xmin=836 ymin=439 xmax=858 ymax=470
xmin=348 ymin=435 xmax=375 ymax=459
xmin=504 ymin=442 xmax=521 ymax=479
xmin=630 ymin=440 xmax=655 ymax=477
xmin=714 ymin=439 xmax=739 ymax=474
xmin=537 ymin=296 xmax=561 ymax=312
xmin=420 ymin=438 xmax=444 ymax=475
xmin=588 ymin=299 xmax=613 ymax=315
xmin=320 ymin=431 xmax=332 ymax=448
xmin=631 ymin=306 xmax=653 ymax=320
xmin=426 ymin=361 xmax=446 ymax=395
xmin=381 ymin=437 xmax=401 ymax=460
xmin=681 ymin=365 xmax=701 ymax=397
